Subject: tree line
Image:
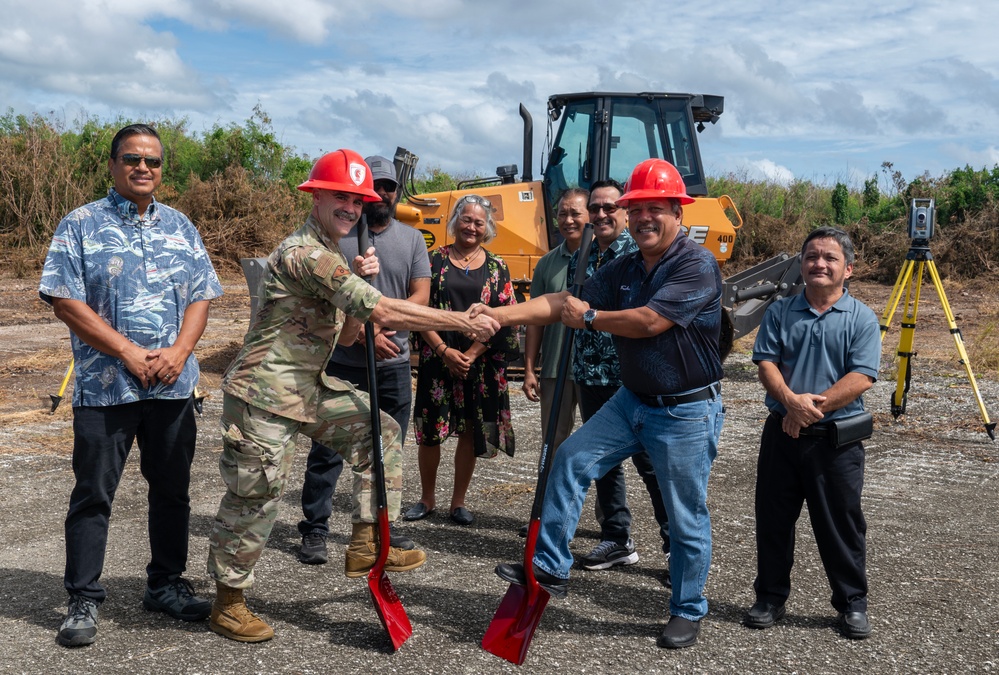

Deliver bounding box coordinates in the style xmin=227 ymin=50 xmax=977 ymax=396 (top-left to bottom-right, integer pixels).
xmin=2 ymin=108 xmax=999 ymax=282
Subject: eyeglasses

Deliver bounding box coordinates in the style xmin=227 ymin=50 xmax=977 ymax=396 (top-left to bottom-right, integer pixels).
xmin=373 ymin=179 xmax=398 ymax=192
xmin=587 ymin=203 xmax=619 ymax=215
xmin=459 ymin=195 xmax=492 ymax=210
xmin=119 ymin=154 xmax=163 ymax=169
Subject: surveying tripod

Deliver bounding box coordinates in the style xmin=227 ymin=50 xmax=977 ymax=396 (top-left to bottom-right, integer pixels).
xmin=879 ymin=239 xmax=996 ymax=440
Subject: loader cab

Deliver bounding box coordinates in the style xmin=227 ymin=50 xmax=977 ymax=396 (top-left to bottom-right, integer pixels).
xmin=541 ymin=92 xmax=720 ymax=214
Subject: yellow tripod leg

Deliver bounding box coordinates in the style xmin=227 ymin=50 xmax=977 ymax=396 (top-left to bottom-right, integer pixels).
xmin=880 ymin=259 xmax=916 ymax=341
xmin=50 ymin=358 xmax=74 ymax=413
xmin=892 ymin=261 xmax=924 ymax=417
xmin=925 ymin=261 xmax=996 ymax=439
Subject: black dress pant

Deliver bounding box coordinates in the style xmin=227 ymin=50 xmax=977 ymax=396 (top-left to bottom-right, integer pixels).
xmin=578 ymin=383 xmax=671 ymax=554
xmin=754 ymin=414 xmax=868 ymax=613
xmin=65 ymin=398 xmax=197 ymax=602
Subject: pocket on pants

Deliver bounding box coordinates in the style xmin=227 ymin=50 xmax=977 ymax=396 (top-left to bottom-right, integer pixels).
xmin=219 ymin=423 xmax=280 ymax=499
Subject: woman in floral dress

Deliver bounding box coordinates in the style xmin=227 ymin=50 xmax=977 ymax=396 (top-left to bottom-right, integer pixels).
xmin=405 ymin=194 xmax=519 ymax=526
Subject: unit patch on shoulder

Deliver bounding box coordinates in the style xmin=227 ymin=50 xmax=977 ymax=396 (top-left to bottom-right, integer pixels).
xmin=332 ymin=265 xmax=351 ymax=278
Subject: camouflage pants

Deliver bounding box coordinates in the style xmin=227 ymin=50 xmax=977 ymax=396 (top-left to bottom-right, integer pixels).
xmin=207 ymin=389 xmax=402 ymax=588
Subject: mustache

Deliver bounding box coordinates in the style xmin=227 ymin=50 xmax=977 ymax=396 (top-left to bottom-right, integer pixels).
xmin=332 ymin=209 xmax=359 ymax=222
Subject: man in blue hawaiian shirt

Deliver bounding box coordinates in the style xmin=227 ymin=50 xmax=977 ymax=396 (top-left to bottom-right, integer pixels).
xmin=39 ymin=124 xmax=224 ymax=648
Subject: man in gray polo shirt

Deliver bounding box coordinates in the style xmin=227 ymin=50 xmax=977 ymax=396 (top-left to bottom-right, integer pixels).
xmin=744 ymin=226 xmax=880 ymax=639
xmin=297 ymin=155 xmax=431 ymax=564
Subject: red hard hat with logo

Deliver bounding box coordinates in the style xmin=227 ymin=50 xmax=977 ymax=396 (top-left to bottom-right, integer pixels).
xmin=297 ymin=148 xmax=381 ymax=201
xmin=617 ymin=158 xmax=695 ymax=206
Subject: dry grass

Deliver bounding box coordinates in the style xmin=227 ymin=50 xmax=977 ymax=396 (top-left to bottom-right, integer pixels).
xmin=175 ymin=165 xmax=311 ymax=271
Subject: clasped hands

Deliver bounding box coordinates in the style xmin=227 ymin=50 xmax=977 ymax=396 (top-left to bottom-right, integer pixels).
xmin=781 ymin=393 xmax=828 ymax=438
xmin=123 ymin=344 xmax=187 ymax=388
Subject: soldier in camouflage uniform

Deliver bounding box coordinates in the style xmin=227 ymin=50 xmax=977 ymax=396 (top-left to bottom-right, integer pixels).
xmin=206 ymin=149 xmax=500 ymax=643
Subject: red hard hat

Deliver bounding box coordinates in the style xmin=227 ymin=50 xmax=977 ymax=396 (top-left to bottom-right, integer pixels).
xmin=297 ymin=149 xmax=381 ymax=201
xmin=617 ymin=159 xmax=695 ymax=206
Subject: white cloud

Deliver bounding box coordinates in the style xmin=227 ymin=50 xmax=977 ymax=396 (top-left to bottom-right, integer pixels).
xmin=938 ymin=143 xmax=999 ymax=170
xmin=2 ymin=0 xmax=999 ymax=185
xmin=750 ymin=159 xmax=796 ymax=186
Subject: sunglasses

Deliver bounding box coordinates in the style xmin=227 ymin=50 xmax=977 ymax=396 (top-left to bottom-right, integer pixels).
xmin=460 ymin=195 xmax=492 ymax=210
xmin=587 ymin=203 xmax=619 ymax=215
xmin=119 ymin=154 xmax=163 ymax=169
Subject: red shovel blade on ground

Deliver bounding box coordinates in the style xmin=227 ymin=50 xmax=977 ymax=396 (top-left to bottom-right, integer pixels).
xmin=368 ymin=507 xmax=413 ymax=650
xmin=359 ymin=215 xmax=413 ymax=651
xmin=481 ymin=224 xmax=594 ymax=665
xmin=481 ymin=520 xmax=550 ymax=664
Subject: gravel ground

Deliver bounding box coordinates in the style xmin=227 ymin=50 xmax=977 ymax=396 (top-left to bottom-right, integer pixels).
xmin=1 ymin=279 xmax=998 ymax=674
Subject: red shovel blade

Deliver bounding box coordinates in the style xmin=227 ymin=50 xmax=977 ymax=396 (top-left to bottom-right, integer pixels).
xmin=367 ymin=511 xmax=412 ymax=651
xmin=368 ymin=569 xmax=413 ymax=651
xmin=481 ymin=579 xmax=551 ymax=665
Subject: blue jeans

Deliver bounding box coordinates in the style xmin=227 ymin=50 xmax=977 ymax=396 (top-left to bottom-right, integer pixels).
xmin=298 ymin=362 xmax=412 ymax=536
xmin=534 ymin=387 xmax=724 ymax=621
xmin=578 ymin=383 xmax=671 ymax=554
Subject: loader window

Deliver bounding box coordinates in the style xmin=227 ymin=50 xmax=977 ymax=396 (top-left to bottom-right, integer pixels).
xmin=605 ymin=96 xmax=707 ymax=197
xmin=544 ymin=99 xmax=596 ymax=208
xmin=606 ymin=98 xmax=674 ymax=185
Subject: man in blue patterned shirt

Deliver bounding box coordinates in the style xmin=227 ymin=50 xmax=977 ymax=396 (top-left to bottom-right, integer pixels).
xmin=39 ymin=124 xmax=224 ymax=648
xmin=571 ymin=180 xmax=672 ymax=575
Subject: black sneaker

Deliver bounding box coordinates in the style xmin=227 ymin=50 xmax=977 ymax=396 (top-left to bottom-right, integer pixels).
xmin=577 ymin=538 xmax=639 ymax=570
xmin=142 ymin=578 xmax=211 ymax=621
xmin=57 ymin=595 xmax=98 ymax=647
xmin=389 ymin=527 xmax=416 ymax=551
xmin=299 ymin=532 xmax=329 ymax=564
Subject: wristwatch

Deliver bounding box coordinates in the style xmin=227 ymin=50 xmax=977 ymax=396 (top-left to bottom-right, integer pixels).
xmin=583 ymin=308 xmax=598 ymax=331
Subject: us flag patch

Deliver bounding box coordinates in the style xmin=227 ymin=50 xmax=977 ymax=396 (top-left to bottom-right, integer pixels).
xmin=314 ymin=254 xmax=334 ymax=278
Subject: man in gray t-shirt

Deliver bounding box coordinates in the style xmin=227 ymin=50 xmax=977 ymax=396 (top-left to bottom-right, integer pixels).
xmin=297 ymin=155 xmax=431 ymax=564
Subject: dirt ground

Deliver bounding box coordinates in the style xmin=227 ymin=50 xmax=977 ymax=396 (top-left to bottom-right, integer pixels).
xmin=0 ymin=274 xmax=997 ymax=674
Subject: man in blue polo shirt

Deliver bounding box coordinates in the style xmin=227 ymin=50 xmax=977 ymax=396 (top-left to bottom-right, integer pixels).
xmin=743 ymin=227 xmax=880 ymax=640
xmin=479 ymin=159 xmax=725 ymax=649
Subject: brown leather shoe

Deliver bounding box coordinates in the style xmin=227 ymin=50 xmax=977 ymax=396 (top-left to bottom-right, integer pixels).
xmin=344 ymin=522 xmax=427 ymax=578
xmin=209 ymin=583 xmax=274 ymax=643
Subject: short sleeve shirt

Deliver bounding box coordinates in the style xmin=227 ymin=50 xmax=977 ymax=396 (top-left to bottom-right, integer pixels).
xmin=38 ymin=189 xmax=223 ymax=407
xmin=571 ymin=230 xmax=637 ymax=386
xmin=329 ymin=218 xmax=431 ymax=368
xmin=530 ymin=240 xmax=575 ymax=379
xmin=584 ymin=232 xmax=723 ymax=395
xmin=752 ymin=290 xmax=881 ymax=421
xmin=222 ymin=215 xmax=383 ymax=422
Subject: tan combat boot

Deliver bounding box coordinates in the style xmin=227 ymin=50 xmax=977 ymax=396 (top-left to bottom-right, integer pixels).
xmin=209 ymin=582 xmax=275 ymax=643
xmin=344 ymin=522 xmax=427 ymax=578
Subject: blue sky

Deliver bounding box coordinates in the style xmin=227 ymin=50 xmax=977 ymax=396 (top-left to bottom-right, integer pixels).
xmin=2 ymin=0 xmax=997 ymax=189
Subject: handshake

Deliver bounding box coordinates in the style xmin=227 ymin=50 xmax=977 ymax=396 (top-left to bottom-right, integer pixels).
xmin=466 ymin=292 xmax=589 ymax=335
xmin=462 ymin=304 xmax=502 ymax=342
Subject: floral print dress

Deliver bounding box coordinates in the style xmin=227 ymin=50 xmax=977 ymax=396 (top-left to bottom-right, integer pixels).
xmin=413 ymin=245 xmax=519 ymax=458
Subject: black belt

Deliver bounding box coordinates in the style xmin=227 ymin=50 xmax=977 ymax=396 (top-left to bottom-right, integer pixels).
xmin=634 ymin=383 xmax=720 ymax=408
xmin=769 ymin=412 xmax=830 ymax=438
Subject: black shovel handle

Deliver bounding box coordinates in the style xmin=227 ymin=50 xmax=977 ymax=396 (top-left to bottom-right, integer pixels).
xmin=357 ymin=216 xmax=387 ymax=510
xmin=529 ymin=223 xmax=594 ymax=519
